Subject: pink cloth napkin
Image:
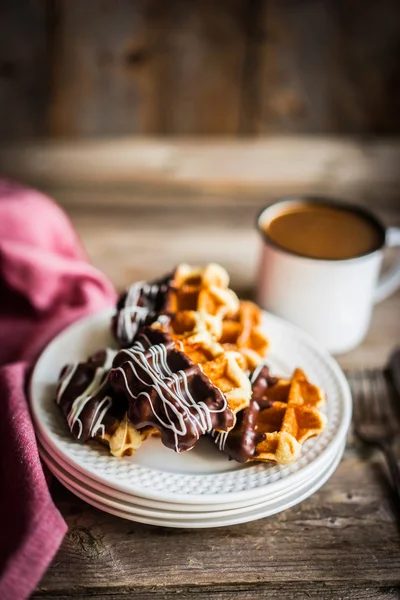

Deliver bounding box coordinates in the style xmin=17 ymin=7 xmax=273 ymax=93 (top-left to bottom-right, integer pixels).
xmin=0 ymin=181 xmax=116 ymax=600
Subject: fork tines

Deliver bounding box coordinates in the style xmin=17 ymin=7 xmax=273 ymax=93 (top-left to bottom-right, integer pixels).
xmin=346 ymin=368 xmax=400 ymax=442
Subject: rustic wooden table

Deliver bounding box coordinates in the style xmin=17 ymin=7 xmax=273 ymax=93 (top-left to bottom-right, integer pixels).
xmin=4 ymin=139 xmax=399 ymax=599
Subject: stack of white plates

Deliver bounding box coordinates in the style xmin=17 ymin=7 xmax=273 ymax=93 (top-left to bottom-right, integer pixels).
xmin=30 ymin=309 xmax=351 ymax=528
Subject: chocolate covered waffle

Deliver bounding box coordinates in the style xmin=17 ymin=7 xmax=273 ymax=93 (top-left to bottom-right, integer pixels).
xmin=56 ymin=262 xmax=327 ymax=466
xmin=153 ymin=297 xmax=270 ymax=374
xmin=56 ymin=346 xmax=161 ymax=457
xmin=155 ymin=310 xmax=223 ymax=345
xmin=108 ymin=325 xmax=253 ymax=452
xmin=147 ymin=320 xmax=252 ymax=416
xmin=112 ymin=263 xmax=239 ymax=348
xmin=56 ymin=348 xmax=122 ymax=442
xmin=112 ymin=272 xmax=173 ymax=347
xmin=214 ymin=365 xmax=326 ymax=465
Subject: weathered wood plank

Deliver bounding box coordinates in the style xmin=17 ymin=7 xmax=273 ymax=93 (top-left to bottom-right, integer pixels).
xmin=48 ymin=0 xmax=248 ymax=136
xmin=0 ymin=0 xmax=48 ymax=139
xmin=238 ymin=0 xmax=267 ymax=134
xmin=257 ymin=0 xmax=400 ymax=134
xmin=144 ymin=0 xmax=248 ymax=134
xmin=1 ymin=1 xmax=399 ymax=138
xmin=48 ymin=0 xmax=155 ymax=136
xmin=259 ymin=0 xmax=333 ymax=133
xmin=1 ymin=138 xmax=399 ymax=193
xmin=34 ymin=451 xmax=400 ymax=595
xmin=31 ymin=585 xmax=400 ymax=599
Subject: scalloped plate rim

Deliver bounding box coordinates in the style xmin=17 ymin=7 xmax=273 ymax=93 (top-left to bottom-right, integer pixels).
xmin=48 ymin=443 xmax=345 ymax=528
xmin=39 ymin=439 xmax=344 ymax=520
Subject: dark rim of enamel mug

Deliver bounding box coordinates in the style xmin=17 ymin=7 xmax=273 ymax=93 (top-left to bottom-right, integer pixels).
xmin=256 ymin=195 xmax=387 ymax=262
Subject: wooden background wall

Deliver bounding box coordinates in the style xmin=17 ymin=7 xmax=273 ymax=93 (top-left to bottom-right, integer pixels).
xmin=0 ymin=0 xmax=399 ymax=139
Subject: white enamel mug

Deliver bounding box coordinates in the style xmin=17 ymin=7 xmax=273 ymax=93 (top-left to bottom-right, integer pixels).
xmin=257 ymin=197 xmax=400 ymax=354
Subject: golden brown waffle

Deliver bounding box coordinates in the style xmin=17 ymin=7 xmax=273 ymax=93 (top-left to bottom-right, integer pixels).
xmin=97 ymin=414 xmax=160 ymax=457
xmin=200 ymin=351 xmax=251 ymax=418
xmin=151 ymin=316 xmax=252 ymax=419
xmin=250 ymin=368 xmax=326 ymax=465
xmin=162 ymin=310 xmax=222 ymax=343
xmin=175 ymin=333 xmax=252 ymax=418
xmin=180 ymin=337 xmax=224 ymax=366
xmin=152 ymin=310 xmax=224 ymax=364
xmin=166 ymin=263 xmax=239 ymax=318
xmin=175 ymin=262 xmax=229 ymax=289
xmin=219 ymin=301 xmax=269 ymax=372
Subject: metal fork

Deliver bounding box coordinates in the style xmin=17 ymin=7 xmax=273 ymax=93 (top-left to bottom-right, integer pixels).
xmin=347 ymin=368 xmax=400 ymax=505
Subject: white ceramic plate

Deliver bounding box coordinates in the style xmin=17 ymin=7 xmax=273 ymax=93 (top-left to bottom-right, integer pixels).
xmin=39 ymin=435 xmax=341 ymax=518
xmin=44 ymin=442 xmax=345 ymax=528
xmin=38 ymin=427 xmax=341 ymax=513
xmin=40 ymin=440 xmax=344 ymax=521
xmin=30 ymin=308 xmax=351 ymax=505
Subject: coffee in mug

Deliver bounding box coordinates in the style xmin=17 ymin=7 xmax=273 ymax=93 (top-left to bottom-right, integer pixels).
xmin=263 ymin=202 xmax=382 ymax=261
xmin=257 ymin=197 xmax=400 ymax=354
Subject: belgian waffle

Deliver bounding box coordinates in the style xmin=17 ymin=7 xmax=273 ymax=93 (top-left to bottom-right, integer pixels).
xmin=112 ymin=263 xmax=239 ymax=348
xmin=219 ymin=301 xmax=269 ymax=372
xmin=215 ymin=365 xmax=326 ymax=465
xmin=109 ymin=333 xmax=236 ymax=452
xmin=148 ymin=322 xmax=252 ymax=417
xmin=98 ymin=414 xmax=159 ymax=457
xmin=167 ymin=263 xmax=239 ymax=317
xmin=56 ymin=348 xmax=122 ymax=442
xmin=112 ymin=273 xmax=173 ymax=347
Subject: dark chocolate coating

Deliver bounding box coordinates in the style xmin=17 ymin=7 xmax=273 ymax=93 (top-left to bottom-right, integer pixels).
xmin=109 ymin=342 xmax=234 ymax=452
xmin=57 ymin=350 xmax=126 ymax=442
xmin=112 ymin=273 xmax=174 ymax=347
xmin=111 ymin=327 xmax=174 ymax=369
xmin=220 ymin=365 xmax=277 ymax=463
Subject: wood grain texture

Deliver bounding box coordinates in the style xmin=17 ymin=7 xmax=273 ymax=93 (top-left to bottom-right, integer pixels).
xmin=143 ymin=0 xmax=248 ymax=135
xmin=33 ymin=448 xmax=400 ymax=597
xmin=1 ymin=138 xmax=399 ymax=195
xmin=239 ymin=0 xmax=400 ymax=134
xmin=48 ymin=0 xmax=248 ymax=136
xmin=0 ymin=0 xmax=48 ymax=138
xmin=1 ymin=1 xmax=399 ymax=137
xmin=48 ymin=0 xmax=154 ymax=136
xmin=31 ymin=589 xmax=400 ymax=600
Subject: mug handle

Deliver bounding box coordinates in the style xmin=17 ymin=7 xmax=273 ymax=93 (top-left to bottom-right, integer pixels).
xmin=374 ymin=227 xmax=400 ymax=303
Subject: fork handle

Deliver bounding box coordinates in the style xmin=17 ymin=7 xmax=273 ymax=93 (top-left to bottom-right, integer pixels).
xmin=379 ymin=441 xmax=400 ymax=505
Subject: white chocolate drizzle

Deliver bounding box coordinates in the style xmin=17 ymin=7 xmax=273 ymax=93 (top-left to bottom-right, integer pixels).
xmin=58 ymin=349 xmax=117 ymax=440
xmin=112 ymin=343 xmax=228 ymax=452
xmin=56 ymin=363 xmax=77 ymax=404
xmin=213 ymin=430 xmax=229 ymax=451
xmin=156 ymin=314 xmax=170 ymax=327
xmin=250 ymin=362 xmax=266 ymax=384
xmin=117 ymin=281 xmax=164 ymax=344
xmin=214 ymin=364 xmax=270 ymax=453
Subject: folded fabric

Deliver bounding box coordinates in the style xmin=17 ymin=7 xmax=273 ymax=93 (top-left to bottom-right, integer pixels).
xmin=0 ymin=180 xmax=116 ymax=600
